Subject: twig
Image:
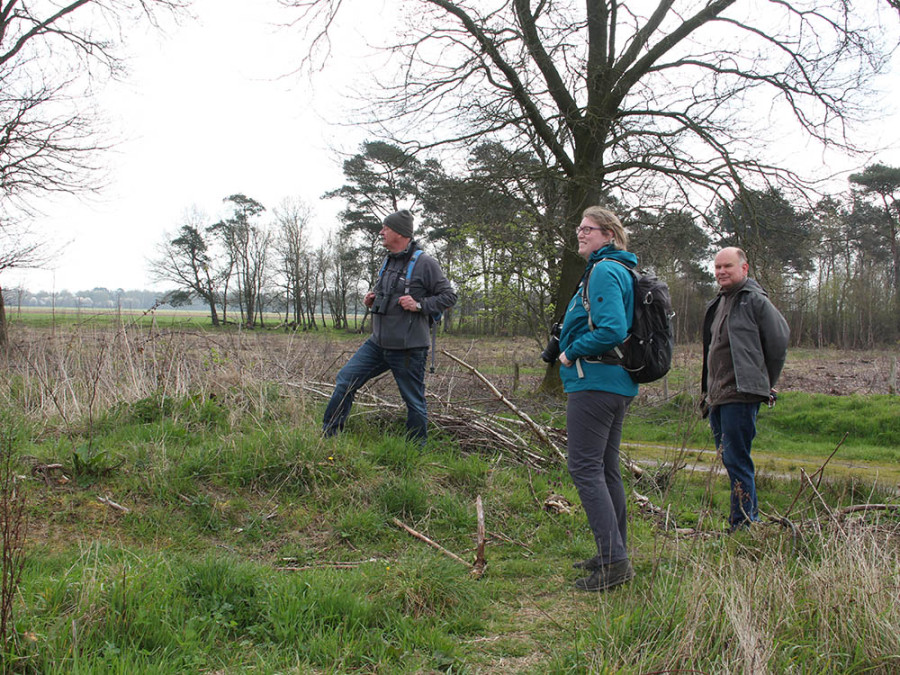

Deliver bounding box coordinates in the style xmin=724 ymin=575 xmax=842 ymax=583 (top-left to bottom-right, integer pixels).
xmin=812 ymin=431 xmax=849 ymax=489
xmin=781 ymin=431 xmax=849 ymax=521
xmin=97 ymin=495 xmax=130 ymax=513
xmin=801 ymin=469 xmax=847 ymax=537
xmin=487 ymin=531 xmax=535 ymax=555
xmin=392 ymin=517 xmax=473 ymax=568
xmin=620 ymin=453 xmax=644 ymax=478
xmin=31 ymin=463 xmax=66 ymax=486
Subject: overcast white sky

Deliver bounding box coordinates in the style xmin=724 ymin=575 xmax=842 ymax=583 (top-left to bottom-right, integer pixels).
xmin=5 ymin=0 xmax=900 ymax=294
xmin=7 ymin=0 xmax=386 ymax=294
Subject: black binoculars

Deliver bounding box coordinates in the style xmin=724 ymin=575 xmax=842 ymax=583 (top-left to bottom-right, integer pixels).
xmin=370 ymin=290 xmax=389 ymax=315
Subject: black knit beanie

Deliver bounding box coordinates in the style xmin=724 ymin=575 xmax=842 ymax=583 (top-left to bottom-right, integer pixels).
xmin=383 ymin=210 xmax=414 ymax=239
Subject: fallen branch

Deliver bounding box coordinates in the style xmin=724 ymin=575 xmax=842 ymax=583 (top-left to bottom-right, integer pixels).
xmin=488 ymin=530 xmax=535 ymax=555
xmin=298 ymin=378 xmax=559 ymax=469
xmin=836 ymin=504 xmax=900 ymax=516
xmin=441 ymin=350 xmax=565 ymax=461
xmin=392 ymin=517 xmax=473 ymax=569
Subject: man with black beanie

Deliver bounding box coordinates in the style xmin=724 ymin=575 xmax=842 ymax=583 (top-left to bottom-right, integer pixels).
xmin=323 ymin=209 xmax=457 ymax=444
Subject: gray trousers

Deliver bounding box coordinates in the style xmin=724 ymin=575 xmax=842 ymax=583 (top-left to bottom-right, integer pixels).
xmin=566 ymin=390 xmax=633 ymax=565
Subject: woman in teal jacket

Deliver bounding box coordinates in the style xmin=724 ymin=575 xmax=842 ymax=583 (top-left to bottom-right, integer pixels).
xmin=558 ymin=206 xmax=637 ymax=592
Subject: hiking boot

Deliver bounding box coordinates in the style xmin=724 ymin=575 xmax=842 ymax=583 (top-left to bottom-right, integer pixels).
xmin=572 ymin=555 xmax=602 ymax=570
xmin=574 ymin=558 xmax=634 ymax=592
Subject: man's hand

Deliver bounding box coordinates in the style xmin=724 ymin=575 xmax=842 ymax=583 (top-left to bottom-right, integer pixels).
xmin=559 ymin=351 xmax=573 ymax=367
xmin=398 ymin=295 xmax=421 ymax=312
xmin=768 ymin=389 xmax=778 ymax=408
xmin=363 ymin=291 xmax=376 ymax=308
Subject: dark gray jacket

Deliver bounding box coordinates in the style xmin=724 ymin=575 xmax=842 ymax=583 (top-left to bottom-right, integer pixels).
xmin=701 ymin=278 xmax=790 ymax=400
xmin=371 ymin=241 xmax=457 ymax=350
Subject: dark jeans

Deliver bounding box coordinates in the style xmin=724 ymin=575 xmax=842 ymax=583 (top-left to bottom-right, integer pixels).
xmin=567 ymin=390 xmax=633 ymax=565
xmin=709 ymin=402 xmax=761 ymax=528
xmin=323 ymin=339 xmax=429 ymax=442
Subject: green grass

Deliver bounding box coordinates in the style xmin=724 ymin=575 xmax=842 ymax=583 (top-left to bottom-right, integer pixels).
xmin=2 ymin=393 xmax=898 ymax=673
xmin=625 ymin=391 xmax=900 ymax=460
xmin=6 ymin=307 xmax=217 ymax=330
xmin=5 ymin=307 xmax=365 ymax=332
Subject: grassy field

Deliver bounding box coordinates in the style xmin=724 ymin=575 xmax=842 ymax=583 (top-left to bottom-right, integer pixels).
xmin=0 ymin=323 xmax=898 ymax=673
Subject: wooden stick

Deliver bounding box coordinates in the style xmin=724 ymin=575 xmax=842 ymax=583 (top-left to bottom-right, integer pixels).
xmin=392 ymin=517 xmax=473 ymax=568
xmin=473 ymin=495 xmax=486 ymax=576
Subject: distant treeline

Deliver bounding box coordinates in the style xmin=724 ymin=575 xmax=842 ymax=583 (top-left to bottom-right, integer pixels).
xmin=1 ymin=287 xmax=182 ymax=312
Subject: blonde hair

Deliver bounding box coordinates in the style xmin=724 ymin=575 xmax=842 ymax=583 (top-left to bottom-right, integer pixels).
xmin=582 ymin=206 xmax=629 ymax=250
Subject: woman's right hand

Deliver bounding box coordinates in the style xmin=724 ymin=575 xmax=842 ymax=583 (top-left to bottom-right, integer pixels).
xmin=559 ymin=351 xmax=573 ymax=367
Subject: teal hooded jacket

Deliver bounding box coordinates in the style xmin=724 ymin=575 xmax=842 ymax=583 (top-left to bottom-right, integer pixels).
xmin=558 ymin=244 xmax=639 ymax=397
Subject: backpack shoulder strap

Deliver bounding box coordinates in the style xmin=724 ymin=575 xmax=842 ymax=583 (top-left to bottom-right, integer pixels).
xmin=404 ymin=249 xmax=424 ymax=295
xmin=377 ymin=255 xmax=390 ymax=279
xmin=582 ymin=257 xmax=637 ymax=330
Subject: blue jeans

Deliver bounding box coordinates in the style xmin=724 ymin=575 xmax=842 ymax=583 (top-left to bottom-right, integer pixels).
xmin=567 ymin=390 xmax=633 ymax=565
xmin=709 ymin=402 xmax=761 ymax=528
xmin=323 ymin=339 xmax=429 ymax=442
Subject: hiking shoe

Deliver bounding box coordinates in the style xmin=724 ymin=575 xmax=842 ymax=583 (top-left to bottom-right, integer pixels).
xmin=574 ymin=559 xmax=634 ymax=592
xmin=572 ymin=555 xmax=602 ymax=570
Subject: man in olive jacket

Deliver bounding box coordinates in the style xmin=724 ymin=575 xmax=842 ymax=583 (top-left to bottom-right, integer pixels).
xmin=323 ymin=210 xmax=457 ymax=444
xmin=701 ymin=247 xmax=790 ymax=531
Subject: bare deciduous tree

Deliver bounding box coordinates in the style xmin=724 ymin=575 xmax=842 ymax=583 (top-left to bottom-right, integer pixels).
xmin=0 ymin=0 xmax=190 ymax=343
xmin=273 ymin=197 xmax=314 ymax=328
xmin=0 ymin=0 xmax=190 ymax=204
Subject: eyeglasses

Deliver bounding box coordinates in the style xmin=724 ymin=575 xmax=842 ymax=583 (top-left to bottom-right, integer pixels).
xmin=575 ymin=225 xmax=606 ymax=235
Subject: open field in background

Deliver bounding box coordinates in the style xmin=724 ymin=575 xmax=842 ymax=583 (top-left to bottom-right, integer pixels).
xmin=4 ymin=306 xmax=373 ymax=331
xmin=5 ymin=306 xmax=297 ymax=331
xmin=0 ymin=322 xmax=898 ymax=672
